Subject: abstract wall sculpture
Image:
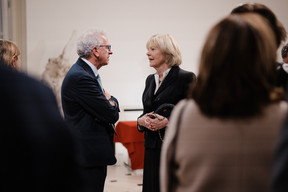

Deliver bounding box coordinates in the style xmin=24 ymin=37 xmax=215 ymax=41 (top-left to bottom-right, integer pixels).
xmin=41 ymin=31 xmax=77 ymax=115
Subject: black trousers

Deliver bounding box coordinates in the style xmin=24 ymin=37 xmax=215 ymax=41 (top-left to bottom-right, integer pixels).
xmin=83 ymin=166 xmax=107 ymax=192
xmin=142 ymin=148 xmax=161 ymax=192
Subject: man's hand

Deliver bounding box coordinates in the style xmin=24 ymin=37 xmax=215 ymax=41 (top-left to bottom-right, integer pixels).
xmin=104 ymin=90 xmax=117 ymax=107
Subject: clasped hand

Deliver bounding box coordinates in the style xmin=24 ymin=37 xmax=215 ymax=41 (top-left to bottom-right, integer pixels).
xmin=144 ymin=112 xmax=166 ymax=131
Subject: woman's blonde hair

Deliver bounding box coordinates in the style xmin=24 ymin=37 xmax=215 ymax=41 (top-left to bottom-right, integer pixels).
xmin=0 ymin=39 xmax=20 ymax=66
xmin=146 ymin=34 xmax=182 ymax=67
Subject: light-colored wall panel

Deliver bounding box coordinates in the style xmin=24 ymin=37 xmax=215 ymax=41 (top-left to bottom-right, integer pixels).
xmin=25 ymin=0 xmax=288 ymax=110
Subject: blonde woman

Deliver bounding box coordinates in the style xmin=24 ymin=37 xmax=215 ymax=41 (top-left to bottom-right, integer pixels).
xmin=137 ymin=34 xmax=196 ymax=192
xmin=0 ymin=39 xmax=21 ymax=70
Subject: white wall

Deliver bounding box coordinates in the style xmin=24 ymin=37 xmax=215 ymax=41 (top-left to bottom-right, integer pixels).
xmin=25 ymin=0 xmax=288 ymax=111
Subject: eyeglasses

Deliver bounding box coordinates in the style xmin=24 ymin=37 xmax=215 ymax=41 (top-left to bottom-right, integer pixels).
xmin=99 ymin=45 xmax=112 ymax=51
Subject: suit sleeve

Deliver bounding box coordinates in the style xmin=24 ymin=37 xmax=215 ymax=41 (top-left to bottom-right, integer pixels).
xmin=74 ymin=75 xmax=119 ymax=124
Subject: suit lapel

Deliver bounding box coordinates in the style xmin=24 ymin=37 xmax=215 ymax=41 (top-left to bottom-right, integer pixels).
xmin=147 ymin=75 xmax=156 ymax=99
xmin=77 ymin=58 xmax=96 ymax=78
xmin=154 ymin=66 xmax=179 ymax=95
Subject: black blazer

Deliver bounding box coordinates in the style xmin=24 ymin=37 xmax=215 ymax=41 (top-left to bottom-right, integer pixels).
xmin=0 ymin=62 xmax=84 ymax=191
xmin=139 ymin=66 xmax=196 ymax=149
xmin=61 ymin=58 xmax=120 ymax=167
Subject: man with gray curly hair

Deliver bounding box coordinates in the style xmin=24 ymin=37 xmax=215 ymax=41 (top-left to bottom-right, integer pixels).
xmin=61 ymin=29 xmax=119 ymax=192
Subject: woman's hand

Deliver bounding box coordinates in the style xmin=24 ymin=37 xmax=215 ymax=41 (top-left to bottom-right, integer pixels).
xmin=138 ymin=113 xmax=168 ymax=131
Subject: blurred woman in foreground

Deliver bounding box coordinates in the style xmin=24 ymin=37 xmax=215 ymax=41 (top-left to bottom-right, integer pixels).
xmin=161 ymin=13 xmax=287 ymax=192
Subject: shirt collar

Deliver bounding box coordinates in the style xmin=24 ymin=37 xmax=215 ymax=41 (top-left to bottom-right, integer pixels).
xmin=81 ymin=57 xmax=99 ymax=77
xmin=154 ymin=68 xmax=171 ymax=93
xmin=154 ymin=68 xmax=171 ymax=83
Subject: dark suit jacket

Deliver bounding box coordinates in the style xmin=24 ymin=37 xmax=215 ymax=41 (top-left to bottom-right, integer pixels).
xmin=61 ymin=58 xmax=119 ymax=167
xmin=0 ymin=62 xmax=84 ymax=192
xmin=139 ymin=66 xmax=196 ymax=149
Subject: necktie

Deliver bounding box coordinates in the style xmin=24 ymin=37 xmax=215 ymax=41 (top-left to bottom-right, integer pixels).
xmin=96 ymin=75 xmax=104 ymax=93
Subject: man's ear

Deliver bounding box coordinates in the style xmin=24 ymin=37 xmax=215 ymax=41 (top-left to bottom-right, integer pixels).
xmin=93 ymin=47 xmax=100 ymax=57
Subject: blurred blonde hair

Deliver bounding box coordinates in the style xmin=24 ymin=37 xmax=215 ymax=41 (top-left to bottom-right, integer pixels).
xmin=0 ymin=39 xmax=21 ymax=67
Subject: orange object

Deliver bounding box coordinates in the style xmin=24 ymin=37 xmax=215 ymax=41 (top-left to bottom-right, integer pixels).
xmin=114 ymin=121 xmax=145 ymax=170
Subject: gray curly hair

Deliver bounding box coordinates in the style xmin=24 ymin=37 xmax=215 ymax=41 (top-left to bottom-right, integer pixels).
xmin=77 ymin=29 xmax=105 ymax=58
